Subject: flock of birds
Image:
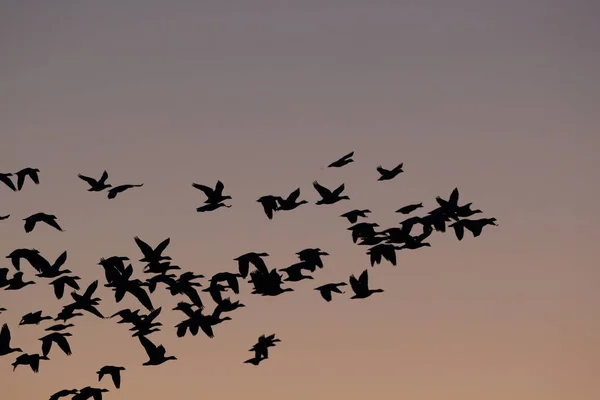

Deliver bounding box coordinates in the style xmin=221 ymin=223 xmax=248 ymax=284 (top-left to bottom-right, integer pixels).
xmin=0 ymin=151 xmax=497 ymax=399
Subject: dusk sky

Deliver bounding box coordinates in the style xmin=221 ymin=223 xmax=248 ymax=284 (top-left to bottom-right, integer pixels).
xmin=1 ymin=1 xmax=599 ymax=399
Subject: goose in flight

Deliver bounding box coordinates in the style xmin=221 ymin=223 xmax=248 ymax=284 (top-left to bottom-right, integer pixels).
xmin=0 ymin=324 xmax=22 ymax=356
xmin=138 ymin=335 xmax=177 ymax=366
xmin=78 ymin=171 xmax=111 ymax=191
xmin=20 ymin=311 xmax=53 ymax=326
xmin=107 ymin=183 xmax=143 ymax=199
xmin=39 ymin=332 xmax=73 ymax=357
xmin=3 ymin=272 xmax=36 ymax=290
xmin=376 ymin=163 xmax=403 ymax=181
xmin=313 ymin=181 xmax=350 ymax=205
xmin=314 ymin=282 xmax=347 ymax=302
xmin=48 ymin=389 xmax=79 ymax=400
xmin=23 ymin=212 xmax=64 ymax=233
xmin=395 ymin=203 xmax=423 ymax=214
xmin=349 ymin=269 xmax=384 ymax=299
xmin=340 ymin=209 xmax=371 ymax=224
xmin=192 ymin=180 xmax=231 ymax=204
xmin=256 ymin=195 xmax=280 ymax=219
xmin=327 ymin=151 xmax=354 ymax=168
xmin=134 ymin=237 xmax=171 ymax=264
xmin=15 ymin=167 xmax=40 ymax=190
xmin=276 ymin=188 xmax=308 ymax=211
xmin=234 ymin=252 xmax=269 ymax=278
xmin=11 ymin=353 xmax=49 ymax=373
xmin=97 ymin=365 xmax=126 ymax=389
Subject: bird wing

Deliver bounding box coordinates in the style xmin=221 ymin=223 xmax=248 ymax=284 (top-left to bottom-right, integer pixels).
xmin=312 ymin=181 xmax=332 ymax=198
xmin=24 ymin=218 xmax=36 ymax=233
xmin=376 ymin=166 xmax=388 ymax=175
xmin=0 ymin=323 xmax=10 ymax=346
xmin=134 ymin=237 xmax=153 ymax=258
xmin=77 ymin=174 xmax=98 ymax=186
xmin=83 ymin=280 xmax=99 ymax=298
xmin=287 ymin=188 xmax=301 ymax=202
xmin=342 ymin=151 xmax=354 ymax=160
xmin=100 ymin=170 xmax=109 ymax=182
xmin=332 ymin=184 xmax=346 ymax=197
xmin=154 ymin=238 xmax=170 ymax=255
xmin=51 ymin=280 xmax=65 ymax=299
xmin=53 ymin=251 xmax=68 ymax=269
xmin=0 ymin=175 xmax=16 ymax=191
xmin=16 ymin=171 xmax=26 ymax=190
xmin=320 ymin=289 xmax=332 ymax=302
xmin=55 ymin=335 xmax=72 ymax=355
xmin=43 ymin=217 xmax=64 ymax=232
xmin=138 ymin=335 xmax=157 ymax=355
xmin=349 ymin=275 xmax=360 ymax=294
xmin=215 ymin=180 xmax=225 ymax=195
xmin=359 ymin=269 xmax=369 ymax=287
xmin=191 ymin=183 xmax=213 ymax=196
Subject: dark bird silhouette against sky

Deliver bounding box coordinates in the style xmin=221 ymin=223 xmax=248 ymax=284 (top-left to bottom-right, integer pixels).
xmin=78 ymin=171 xmax=111 ymax=191
xmin=349 ymin=270 xmax=384 ymax=299
xmin=313 ymin=181 xmax=350 ymax=205
xmin=314 ymin=282 xmax=347 ymax=302
xmin=327 ymin=151 xmax=354 ymax=168
xmin=97 ymin=365 xmax=126 ymax=389
xmin=0 ymin=172 xmax=17 ymax=191
xmin=23 ymin=212 xmax=64 ymax=233
xmin=340 ymin=209 xmax=371 ymax=224
xmin=107 ymin=183 xmax=143 ymax=199
xmin=376 ymin=163 xmax=404 ymax=181
xmin=15 ymin=167 xmax=40 ymax=190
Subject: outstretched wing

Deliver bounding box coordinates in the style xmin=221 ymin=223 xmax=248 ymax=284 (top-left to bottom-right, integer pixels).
xmin=134 ymin=237 xmax=153 ymax=258
xmin=312 ymin=181 xmax=332 ymax=198
xmin=191 ymin=183 xmax=213 ymax=196
xmin=78 ymin=174 xmax=98 ymax=186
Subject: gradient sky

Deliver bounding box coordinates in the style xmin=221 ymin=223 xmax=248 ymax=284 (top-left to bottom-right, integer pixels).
xmin=1 ymin=1 xmax=599 ymax=399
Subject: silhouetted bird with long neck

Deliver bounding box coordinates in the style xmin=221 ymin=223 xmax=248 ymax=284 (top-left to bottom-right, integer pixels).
xmin=349 ymin=269 xmax=384 ymax=299
xmin=249 ymin=268 xmax=294 ymax=296
xmin=39 ymin=332 xmax=72 ymax=357
xmin=376 ymin=163 xmax=403 ymax=181
xmin=78 ymin=171 xmax=111 ymax=191
xmin=234 ymin=252 xmax=269 ymax=278
xmin=48 ymin=389 xmax=78 ymax=400
xmin=54 ymin=308 xmax=83 ymax=323
xmin=276 ymin=188 xmax=308 ymax=211
xmin=256 ymin=195 xmax=280 ymax=219
xmin=0 ymin=172 xmax=17 ymax=191
xmin=314 ymin=282 xmax=347 ymax=302
xmin=3 ymin=272 xmax=36 ymax=291
xmin=23 ymin=212 xmax=64 ymax=233
xmin=340 ymin=209 xmax=371 ymax=224
xmin=6 ymin=248 xmax=43 ymax=271
xmin=296 ymin=248 xmax=329 ymax=269
xmin=97 ymin=365 xmax=126 ymax=389
xmin=396 ymin=203 xmax=423 ymax=215
xmin=138 ymin=335 xmax=176 ymax=366
xmin=249 ymin=334 xmax=281 ymax=360
xmin=134 ymin=236 xmax=171 ymax=265
xmin=0 ymin=324 xmax=22 ymax=356
xmin=49 ymin=275 xmax=81 ymax=299
xmin=192 ymin=180 xmax=231 ymax=204
xmin=15 ymin=167 xmax=40 ymax=190
xmin=107 ymin=183 xmax=143 ymax=199
xmin=313 ymin=181 xmax=350 ymax=205
xmin=64 ymin=280 xmax=105 ymax=319
xmin=34 ymin=251 xmax=70 ymax=279
xmin=72 ymin=387 xmax=109 ymax=400
xmin=327 ymin=151 xmax=354 ymax=168
xmin=20 ymin=311 xmax=53 ymax=326
xmin=367 ymin=243 xmax=402 ymax=266
xmin=280 ymin=262 xmax=314 ymax=282
xmin=12 ymin=353 xmax=49 ymax=373
xmin=449 ymin=217 xmax=497 ymax=240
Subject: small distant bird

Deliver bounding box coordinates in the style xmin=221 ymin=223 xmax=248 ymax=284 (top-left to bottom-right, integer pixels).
xmin=39 ymin=332 xmax=73 ymax=357
xmin=107 ymin=184 xmax=143 ymax=199
xmin=97 ymin=365 xmax=126 ymax=389
xmin=328 ymin=151 xmax=354 ymax=168
xmin=11 ymin=353 xmax=49 ymax=373
xmin=15 ymin=167 xmax=40 ymax=190
xmin=20 ymin=311 xmax=53 ymax=326
xmin=314 ymin=282 xmax=347 ymax=302
xmin=395 ymin=203 xmax=423 ymax=214
xmin=0 ymin=214 xmax=9 ymax=220
xmin=276 ymin=188 xmax=308 ymax=211
xmin=340 ymin=209 xmax=371 ymax=224
xmin=377 ymin=163 xmax=404 ymax=181
xmin=0 ymin=173 xmax=17 ymax=191
xmin=23 ymin=212 xmax=63 ymax=233
xmin=78 ymin=171 xmax=111 ymax=191
xmin=138 ymin=335 xmax=177 ymax=366
xmin=0 ymin=324 xmax=22 ymax=356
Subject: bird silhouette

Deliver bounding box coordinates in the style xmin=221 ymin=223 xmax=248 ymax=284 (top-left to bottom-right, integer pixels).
xmin=34 ymin=251 xmax=70 ymax=279
xmin=39 ymin=332 xmax=73 ymax=357
xmin=23 ymin=212 xmax=64 ymax=233
xmin=349 ymin=270 xmax=384 ymax=299
xmin=64 ymin=280 xmax=105 ymax=319
xmin=72 ymin=387 xmax=109 ymax=400
xmin=15 ymin=167 xmax=40 ymax=190
xmin=78 ymin=171 xmax=111 ymax=191
xmin=97 ymin=365 xmax=126 ymax=389
xmin=0 ymin=172 xmax=17 ymax=191
xmin=396 ymin=203 xmax=423 ymax=214
xmin=134 ymin=237 xmax=171 ymax=264
xmin=376 ymin=163 xmax=403 ymax=181
xmin=313 ymin=181 xmax=350 ymax=205
xmin=257 ymin=195 xmax=280 ymax=219
xmin=280 ymin=262 xmax=314 ymax=282
xmin=314 ymin=282 xmax=347 ymax=302
xmin=11 ymin=353 xmax=49 ymax=373
xmin=0 ymin=324 xmax=22 ymax=356
xmin=45 ymin=323 xmax=74 ymax=332
xmin=192 ymin=181 xmax=231 ymax=204
xmin=49 ymin=275 xmax=81 ymax=299
xmin=3 ymin=272 xmax=36 ymax=290
xmin=196 ymin=202 xmax=231 ymax=212
xmin=107 ymin=183 xmax=143 ymax=199
xmin=138 ymin=335 xmax=177 ymax=366
xmin=48 ymin=389 xmax=78 ymax=400
xmin=234 ymin=252 xmax=269 ymax=278
xmin=327 ymin=151 xmax=354 ymax=168
xmin=340 ymin=209 xmax=371 ymax=224
xmin=19 ymin=311 xmax=53 ymax=326
xmin=276 ymin=188 xmax=308 ymax=211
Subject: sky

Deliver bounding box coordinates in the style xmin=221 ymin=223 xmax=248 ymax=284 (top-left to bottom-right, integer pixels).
xmin=1 ymin=1 xmax=599 ymax=399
